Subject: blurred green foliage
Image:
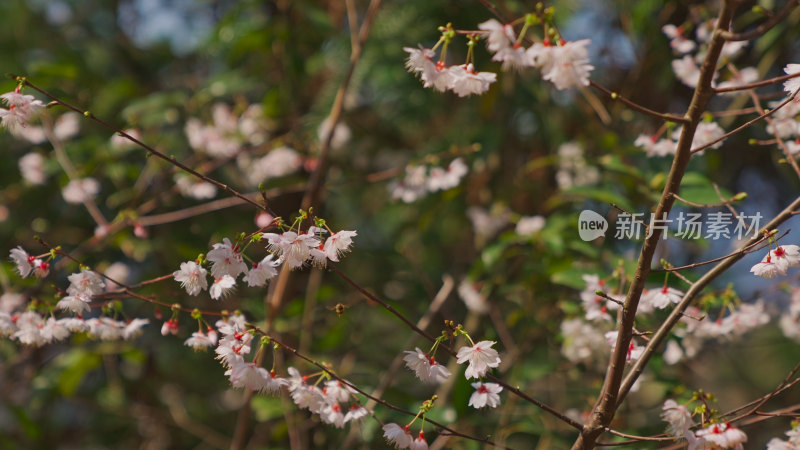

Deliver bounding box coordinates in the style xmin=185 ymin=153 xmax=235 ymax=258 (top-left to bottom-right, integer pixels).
xmin=1 ymin=0 xmax=800 ymax=448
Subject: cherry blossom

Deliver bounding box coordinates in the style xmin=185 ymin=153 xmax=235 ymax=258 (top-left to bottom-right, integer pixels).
xmin=662 ymin=25 xmax=696 ymax=54
xmin=645 ymin=286 xmax=684 ymax=309
xmin=539 ymin=39 xmax=594 ymax=90
xmin=766 ymin=426 xmax=800 ymax=450
xmin=634 ymin=134 xmax=676 ymax=157
xmin=323 ymin=230 xmax=357 ymax=262
xmin=717 ymin=67 xmax=758 ymax=92
xmin=661 ymin=399 xmax=694 ymax=438
xmin=62 ymin=178 xmax=100 ymax=204
xmin=19 ymin=152 xmax=46 ymax=185
xmin=173 ymin=261 xmax=209 ymax=295
xmin=456 ymin=340 xmax=501 ymax=379
xmin=343 ymin=405 xmax=368 ymax=423
xmin=67 ymin=270 xmax=105 ymax=296
xmin=402 ymin=347 xmax=451 ymax=383
xmin=262 ymin=230 xmax=320 ymax=269
xmin=319 ymin=402 xmax=346 ymax=428
xmin=161 ymin=319 xmax=179 ymax=336
xmin=122 ymin=318 xmax=149 ymax=339
xmin=175 ymin=174 xmax=217 ymax=199
xmin=9 ymin=247 xmax=34 ymax=278
xmin=184 ymin=330 xmax=217 ymax=350
xmin=784 ymin=64 xmax=800 ymax=95
xmin=0 ymin=91 xmax=44 ymax=132
xmin=672 ymin=55 xmax=702 ymax=88
xmin=210 ymin=275 xmax=236 ymax=300
xmin=383 ymin=423 xmax=413 ymax=449
xmin=750 ymin=246 xmax=800 ymax=278
xmin=57 ymin=292 xmax=91 ymax=314
xmin=409 ymin=432 xmax=428 ymax=450
xmin=605 ymin=331 xmax=644 ymax=363
xmin=207 ymin=238 xmax=248 ymax=278
xmin=695 ymin=422 xmax=747 ymax=449
xmin=448 ymin=64 xmax=497 ymax=97
xmin=242 ymin=254 xmax=280 ymax=287
xmin=468 ymin=382 xmax=503 ymax=408
xmin=13 ymin=311 xmax=45 ymax=346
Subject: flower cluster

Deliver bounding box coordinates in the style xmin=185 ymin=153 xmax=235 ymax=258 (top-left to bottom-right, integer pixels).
xmin=402 ymin=348 xmax=451 ymax=383
xmin=667 ymin=301 xmax=769 ymax=363
xmin=286 ymin=367 xmax=368 ymax=428
xmin=663 ymin=20 xmax=747 ymax=89
xmin=390 ymin=158 xmax=468 ymax=203
xmin=479 ymin=19 xmax=594 ymax=90
xmin=661 ymin=400 xmax=748 ymax=449
xmin=403 ymin=46 xmax=496 ymax=97
xmin=9 ymin=246 xmax=50 ymax=279
xmin=750 ymin=245 xmax=800 ymax=279
xmin=173 ymin=226 xmax=356 ymax=300
xmin=0 ymin=90 xmax=45 ymax=132
xmin=766 ymin=423 xmax=800 ymax=450
xmin=556 ymin=142 xmax=600 ymax=189
xmin=635 ymin=121 xmax=726 ymax=157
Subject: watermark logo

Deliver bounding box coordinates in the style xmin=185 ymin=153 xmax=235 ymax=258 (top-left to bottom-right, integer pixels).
xmin=577 ymin=209 xmax=763 ymax=241
xmin=578 ymin=210 xmax=608 ymax=241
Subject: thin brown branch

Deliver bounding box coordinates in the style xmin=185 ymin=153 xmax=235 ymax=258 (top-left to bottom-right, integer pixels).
xmin=651 ymin=233 xmax=773 ymax=272
xmin=671 ymin=191 xmax=744 ymax=208
xmin=589 ymin=81 xmax=689 ymax=124
xmin=747 ymin=88 xmax=800 ymax=180
xmin=16 ymin=77 xmax=268 ymax=213
xmin=719 ymin=0 xmax=800 ymax=41
xmin=714 ymin=70 xmax=800 ymax=93
xmin=690 ymin=87 xmax=800 ymax=154
xmin=137 ymin=185 xmax=303 ymax=227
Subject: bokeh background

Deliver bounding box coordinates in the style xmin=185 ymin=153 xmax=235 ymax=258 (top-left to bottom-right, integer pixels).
xmin=1 ymin=0 xmax=800 ymax=448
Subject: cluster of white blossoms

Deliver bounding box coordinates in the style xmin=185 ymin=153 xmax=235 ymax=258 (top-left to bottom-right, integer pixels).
xmin=666 ymin=301 xmax=769 ymax=364
xmin=174 ymin=173 xmax=218 ymax=200
xmin=763 ymin=66 xmax=800 ymax=147
xmin=767 ymin=423 xmax=800 ymax=450
xmin=750 ymin=245 xmax=800 ymax=279
xmin=567 ymin=274 xmax=771 ymax=367
xmin=9 ymin=246 xmax=50 ymax=279
xmin=663 ymin=20 xmax=747 ymax=90
xmin=174 ymin=228 xmax=357 ymax=299
xmin=383 ymin=424 xmax=428 ymax=450
xmin=661 ymin=400 xmax=748 ymax=449
xmin=13 ymin=111 xmax=80 ymax=145
xmin=0 ymin=90 xmax=45 ymax=132
xmin=556 ymin=142 xmax=600 ymax=189
xmin=479 ymin=19 xmax=594 ymax=91
xmin=5 ymin=248 xmax=150 ymax=346
xmin=390 ymin=157 xmax=468 ymax=203
xmin=210 ymin=313 xmax=370 ymax=428
xmin=403 ymin=46 xmax=497 ymax=97
xmin=286 ymin=367 xmax=368 ymax=428
xmin=185 ymin=103 xmax=268 ymax=159
xmin=385 ymin=339 xmax=502 ymax=448
xmin=183 ymin=103 xmax=303 ymax=194
xmin=212 ymin=314 xmax=289 ymax=395
xmin=635 ymin=121 xmax=726 ymax=157
xmin=401 ymin=339 xmax=502 ymax=410
xmin=404 ymin=12 xmax=595 ymax=98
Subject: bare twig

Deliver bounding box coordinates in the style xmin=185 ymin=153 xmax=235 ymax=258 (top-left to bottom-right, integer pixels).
xmin=719 ymin=0 xmax=800 ymax=41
